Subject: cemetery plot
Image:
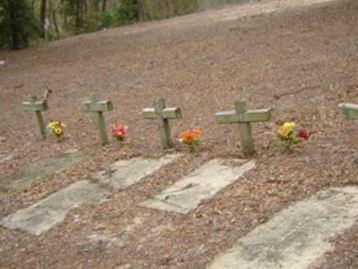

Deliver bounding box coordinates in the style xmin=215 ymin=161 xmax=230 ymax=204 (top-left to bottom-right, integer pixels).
xmin=83 ymin=93 xmax=113 ymax=145
xmin=208 ymin=186 xmax=358 ymax=269
xmin=0 ymin=0 xmax=357 ymax=267
xmin=339 ymin=103 xmax=358 ymax=119
xmin=22 ymin=95 xmax=48 ymax=140
xmin=95 ymin=154 xmax=181 ymax=189
xmin=142 ymin=98 xmax=182 ymax=149
xmin=1 ymin=154 xmax=181 ymax=235
xmin=0 ymin=153 xmax=13 ymax=164
xmin=216 ymin=100 xmax=271 ymax=155
xmin=0 ymin=180 xmax=109 ymax=235
xmin=0 ymin=150 xmax=85 ymax=200
xmin=141 ymin=159 xmax=255 ymax=214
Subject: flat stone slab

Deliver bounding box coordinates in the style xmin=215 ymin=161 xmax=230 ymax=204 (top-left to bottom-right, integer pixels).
xmin=0 ymin=150 xmax=85 ymax=197
xmin=96 ymin=154 xmax=181 ymax=189
xmin=141 ymin=159 xmax=256 ymax=214
xmin=208 ymin=186 xmax=358 ymax=269
xmin=0 ymin=153 xmax=13 ymax=164
xmin=1 ymin=155 xmax=181 ymax=235
xmin=0 ymin=180 xmax=109 ymax=235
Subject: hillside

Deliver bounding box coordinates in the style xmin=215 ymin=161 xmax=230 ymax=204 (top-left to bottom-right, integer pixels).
xmin=0 ymin=0 xmax=357 ymax=268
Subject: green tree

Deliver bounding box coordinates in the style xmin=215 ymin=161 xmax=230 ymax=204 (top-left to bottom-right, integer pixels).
xmin=39 ymin=0 xmax=47 ymax=38
xmin=0 ymin=0 xmax=38 ymax=49
xmin=59 ymin=0 xmax=137 ymax=33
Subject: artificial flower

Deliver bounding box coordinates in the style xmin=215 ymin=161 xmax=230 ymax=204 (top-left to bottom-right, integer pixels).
xmin=298 ymin=129 xmax=310 ymax=140
xmin=111 ymin=123 xmax=128 ymax=142
xmin=179 ymin=128 xmax=202 ymax=152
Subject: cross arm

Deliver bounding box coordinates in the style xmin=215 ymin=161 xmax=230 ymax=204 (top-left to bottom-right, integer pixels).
xmin=216 ymin=108 xmax=271 ymax=124
xmin=242 ymin=108 xmax=271 ymax=122
xmin=83 ymin=100 xmax=113 ymax=112
xmin=215 ymin=111 xmax=237 ymax=124
xmin=339 ymin=103 xmax=358 ymax=119
xmin=142 ymin=107 xmax=182 ymax=119
xmin=22 ymin=100 xmax=48 ymax=111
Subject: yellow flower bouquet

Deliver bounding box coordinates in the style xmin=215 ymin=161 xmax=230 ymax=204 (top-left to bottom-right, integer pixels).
xmin=277 ymin=121 xmax=310 ymax=151
xmin=47 ymin=120 xmax=66 ymax=141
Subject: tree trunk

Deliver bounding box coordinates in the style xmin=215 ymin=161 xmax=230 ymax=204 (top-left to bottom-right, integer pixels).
xmin=136 ymin=0 xmax=144 ymax=21
xmin=40 ymin=0 xmax=47 ymax=38
xmin=31 ymin=0 xmax=36 ymax=12
xmin=102 ymin=0 xmax=107 ymax=11
xmin=52 ymin=10 xmax=60 ymax=37
xmin=8 ymin=0 xmax=20 ymax=49
xmin=75 ymin=0 xmax=81 ymax=30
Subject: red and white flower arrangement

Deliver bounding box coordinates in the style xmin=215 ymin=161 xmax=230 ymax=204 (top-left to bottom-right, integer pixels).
xmin=277 ymin=121 xmax=310 ymax=151
xmin=110 ymin=123 xmax=128 ymax=142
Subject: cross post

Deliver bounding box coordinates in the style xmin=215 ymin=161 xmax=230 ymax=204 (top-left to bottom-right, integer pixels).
xmin=339 ymin=103 xmax=358 ymax=119
xmin=83 ymin=93 xmax=113 ymax=145
xmin=215 ymin=100 xmax=272 ymax=155
xmin=142 ymin=98 xmax=182 ymax=149
xmin=22 ymin=95 xmax=48 ymax=140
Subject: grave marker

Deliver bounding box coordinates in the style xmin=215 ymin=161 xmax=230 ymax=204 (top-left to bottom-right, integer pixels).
xmin=22 ymin=95 xmax=48 ymax=140
xmin=1 ymin=180 xmax=109 ymax=235
xmin=142 ymin=98 xmax=182 ymax=149
xmin=0 ymin=150 xmax=85 ymax=201
xmin=96 ymin=154 xmax=181 ymax=189
xmin=208 ymin=186 xmax=358 ymax=269
xmin=339 ymin=103 xmax=358 ymax=119
xmin=215 ymin=100 xmax=271 ymax=155
xmin=1 ymin=154 xmax=181 ymax=235
xmin=83 ymin=93 xmax=113 ymax=145
xmin=141 ymin=159 xmax=255 ymax=214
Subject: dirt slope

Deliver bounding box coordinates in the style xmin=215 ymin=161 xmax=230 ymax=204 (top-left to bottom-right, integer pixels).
xmin=0 ymin=0 xmax=357 ymax=268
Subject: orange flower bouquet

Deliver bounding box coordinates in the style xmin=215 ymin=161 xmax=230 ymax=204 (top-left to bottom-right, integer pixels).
xmin=179 ymin=129 xmax=202 ymax=152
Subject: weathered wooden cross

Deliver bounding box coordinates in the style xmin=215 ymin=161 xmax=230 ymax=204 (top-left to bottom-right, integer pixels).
xmin=339 ymin=103 xmax=358 ymax=119
xmin=142 ymin=98 xmax=182 ymax=149
xmin=215 ymin=100 xmax=272 ymax=155
xmin=83 ymin=93 xmax=113 ymax=145
xmin=22 ymin=95 xmax=49 ymax=140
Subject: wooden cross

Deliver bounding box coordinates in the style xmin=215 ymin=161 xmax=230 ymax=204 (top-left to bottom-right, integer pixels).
xmin=22 ymin=95 xmax=49 ymax=140
xmin=215 ymin=100 xmax=271 ymax=155
xmin=142 ymin=98 xmax=182 ymax=149
xmin=339 ymin=103 xmax=358 ymax=119
xmin=83 ymin=93 xmax=113 ymax=145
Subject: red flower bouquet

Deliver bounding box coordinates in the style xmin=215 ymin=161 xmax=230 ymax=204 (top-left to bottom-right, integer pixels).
xmin=111 ymin=124 xmax=128 ymax=142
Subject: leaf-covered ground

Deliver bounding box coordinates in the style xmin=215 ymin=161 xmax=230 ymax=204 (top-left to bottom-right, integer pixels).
xmin=0 ymin=0 xmax=357 ymax=268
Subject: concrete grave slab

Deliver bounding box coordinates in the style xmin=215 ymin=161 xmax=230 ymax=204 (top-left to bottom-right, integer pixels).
xmin=141 ymin=159 xmax=256 ymax=214
xmin=115 ymin=265 xmax=131 ymax=269
xmin=0 ymin=150 xmax=85 ymax=198
xmin=0 ymin=180 xmax=109 ymax=235
xmin=84 ymin=216 xmax=147 ymax=250
xmin=0 ymin=153 xmax=13 ymax=164
xmin=208 ymin=186 xmax=358 ymax=269
xmin=96 ymin=154 xmax=181 ymax=189
xmin=1 ymin=154 xmax=181 ymax=235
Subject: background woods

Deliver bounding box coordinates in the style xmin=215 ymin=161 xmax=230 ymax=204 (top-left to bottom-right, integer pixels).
xmin=0 ymin=0 xmax=38 ymax=49
xmin=0 ymin=0 xmax=249 ymax=49
xmin=0 ymin=0 xmax=139 ymax=49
